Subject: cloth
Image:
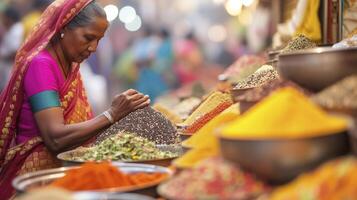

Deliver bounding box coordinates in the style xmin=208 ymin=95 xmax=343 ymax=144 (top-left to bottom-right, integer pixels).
xmin=16 ymin=50 xmax=64 ymax=144
xmin=0 ymin=0 xmax=94 ymax=199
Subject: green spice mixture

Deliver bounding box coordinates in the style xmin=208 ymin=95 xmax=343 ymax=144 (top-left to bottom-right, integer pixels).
xmin=74 ymin=132 xmax=179 ymax=161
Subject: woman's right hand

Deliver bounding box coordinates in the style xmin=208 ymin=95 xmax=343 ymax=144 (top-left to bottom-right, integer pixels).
xmin=108 ymin=89 xmax=150 ymax=122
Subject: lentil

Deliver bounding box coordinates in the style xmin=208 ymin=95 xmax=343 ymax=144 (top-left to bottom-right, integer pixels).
xmin=181 ymin=91 xmax=233 ymax=127
xmin=96 ymin=107 xmax=179 ymax=144
xmin=233 ymin=65 xmax=279 ymax=89
xmin=313 ymin=75 xmax=357 ymax=109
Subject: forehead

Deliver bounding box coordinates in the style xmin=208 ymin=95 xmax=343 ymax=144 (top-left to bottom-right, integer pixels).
xmin=74 ymin=17 xmax=108 ymax=37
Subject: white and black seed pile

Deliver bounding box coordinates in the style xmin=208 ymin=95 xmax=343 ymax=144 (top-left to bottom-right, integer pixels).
xmin=233 ymin=65 xmax=280 ymax=89
xmin=96 ymin=107 xmax=180 ymax=145
xmin=282 ymin=34 xmax=317 ymax=53
xmin=313 ymin=75 xmax=357 ymax=109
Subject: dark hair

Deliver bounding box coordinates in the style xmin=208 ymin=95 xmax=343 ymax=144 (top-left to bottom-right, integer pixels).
xmin=3 ymin=6 xmax=21 ymax=22
xmin=66 ymin=1 xmax=106 ymax=29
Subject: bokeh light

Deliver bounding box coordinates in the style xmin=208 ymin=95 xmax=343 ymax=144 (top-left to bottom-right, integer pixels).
xmin=104 ymin=4 xmax=119 ymax=22
xmin=208 ymin=25 xmax=227 ymax=42
xmin=119 ymin=6 xmax=137 ymax=24
xmin=125 ymin=15 xmax=142 ymax=32
xmin=225 ymin=0 xmax=242 ymax=16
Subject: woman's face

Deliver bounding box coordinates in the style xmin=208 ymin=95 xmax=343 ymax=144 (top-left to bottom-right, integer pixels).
xmin=61 ymin=16 xmax=108 ymax=63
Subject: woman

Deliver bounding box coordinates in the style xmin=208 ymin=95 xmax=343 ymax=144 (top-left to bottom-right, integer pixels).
xmin=0 ymin=0 xmax=150 ymax=198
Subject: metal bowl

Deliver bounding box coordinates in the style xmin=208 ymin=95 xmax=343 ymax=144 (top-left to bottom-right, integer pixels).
xmin=73 ymin=192 xmax=155 ymax=200
xmin=13 ymin=162 xmax=173 ymax=197
xmin=219 ymin=131 xmax=350 ymax=184
xmin=57 ymin=145 xmax=183 ymax=167
xmin=278 ymin=46 xmax=357 ymax=92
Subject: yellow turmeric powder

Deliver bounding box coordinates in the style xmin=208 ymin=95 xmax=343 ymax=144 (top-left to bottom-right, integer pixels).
xmin=175 ymin=104 xmax=240 ymax=168
xmin=182 ymin=91 xmax=233 ymax=126
xmin=173 ymin=148 xmax=218 ymax=169
xmin=221 ymin=87 xmax=347 ymax=139
xmin=153 ymin=103 xmax=183 ymax=124
xmin=182 ymin=103 xmax=240 ymax=149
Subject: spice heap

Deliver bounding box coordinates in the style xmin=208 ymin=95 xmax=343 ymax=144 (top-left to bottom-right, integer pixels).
xmin=159 ymin=157 xmax=268 ymax=200
xmin=175 ymin=104 xmax=240 ymax=168
xmin=181 ymin=91 xmax=233 ymax=134
xmin=153 ymin=103 xmax=183 ymax=124
xmin=75 ymin=133 xmax=178 ymax=161
xmin=235 ymin=79 xmax=309 ymax=102
xmin=51 ymin=162 xmax=167 ymax=191
xmin=269 ymin=157 xmax=357 ymax=200
xmin=313 ymin=75 xmax=357 ymax=111
xmin=233 ymin=65 xmax=279 ymax=90
xmin=282 ymin=34 xmax=317 ymax=53
xmin=172 ymin=97 xmax=202 ymax=120
xmin=221 ymin=87 xmax=347 ymax=139
xmin=221 ymin=55 xmax=267 ymax=82
xmin=97 ymin=107 xmax=179 ymax=144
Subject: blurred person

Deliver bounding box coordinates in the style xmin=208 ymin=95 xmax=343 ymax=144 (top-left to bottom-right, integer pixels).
xmin=114 ymin=40 xmax=137 ymax=90
xmin=0 ymin=6 xmax=24 ymax=91
xmin=22 ymin=0 xmax=53 ymax=40
xmin=174 ymin=31 xmax=203 ymax=86
xmin=153 ymin=27 xmax=177 ymax=89
xmin=0 ymin=1 xmax=150 ymax=198
xmin=133 ymin=26 xmax=168 ymax=101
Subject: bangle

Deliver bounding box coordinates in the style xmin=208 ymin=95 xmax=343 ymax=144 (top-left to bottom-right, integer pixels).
xmin=103 ymin=110 xmax=114 ymax=124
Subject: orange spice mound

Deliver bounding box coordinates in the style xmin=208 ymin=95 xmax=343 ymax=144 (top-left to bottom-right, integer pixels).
xmin=184 ymin=101 xmax=233 ymax=134
xmin=51 ymin=162 xmax=167 ymax=191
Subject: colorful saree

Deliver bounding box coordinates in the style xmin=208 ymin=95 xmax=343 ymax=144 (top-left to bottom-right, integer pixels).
xmin=0 ymin=0 xmax=94 ymax=199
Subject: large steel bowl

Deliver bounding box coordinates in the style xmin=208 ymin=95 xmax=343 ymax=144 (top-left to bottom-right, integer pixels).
xmin=57 ymin=145 xmax=183 ymax=167
xmin=12 ymin=162 xmax=173 ymax=197
xmin=278 ymin=47 xmax=357 ymax=92
xmin=219 ymin=131 xmax=350 ymax=184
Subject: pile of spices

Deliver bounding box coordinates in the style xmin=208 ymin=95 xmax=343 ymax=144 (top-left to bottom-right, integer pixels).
xmin=313 ymin=75 xmax=357 ymax=110
xmin=75 ymin=133 xmax=178 ymax=161
xmin=176 ymin=104 xmax=239 ymax=168
xmin=221 ymin=87 xmax=347 ymax=139
xmin=181 ymin=91 xmax=232 ymax=127
xmin=51 ymin=162 xmax=167 ymax=191
xmin=182 ymin=103 xmax=239 ymax=149
xmin=282 ymin=34 xmax=317 ymax=53
xmin=269 ymin=157 xmax=357 ymax=200
xmin=233 ymin=65 xmax=279 ymax=89
xmin=159 ymin=157 xmax=269 ymax=200
xmin=235 ymin=79 xmax=310 ymax=102
xmin=97 ymin=107 xmax=179 ymax=144
xmin=172 ymin=97 xmax=202 ymax=120
xmin=221 ymin=55 xmax=267 ymax=82
xmin=153 ymin=103 xmax=183 ymax=124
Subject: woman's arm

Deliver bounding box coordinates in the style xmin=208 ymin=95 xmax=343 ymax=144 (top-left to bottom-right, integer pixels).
xmin=34 ymin=89 xmax=150 ymax=153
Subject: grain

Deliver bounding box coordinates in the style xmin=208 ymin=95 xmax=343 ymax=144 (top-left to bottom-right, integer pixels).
xmin=96 ymin=107 xmax=179 ymax=144
xmin=233 ymin=65 xmax=279 ymax=89
xmin=282 ymin=34 xmax=317 ymax=53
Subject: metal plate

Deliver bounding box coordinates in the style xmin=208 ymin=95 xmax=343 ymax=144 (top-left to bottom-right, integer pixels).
xmin=13 ymin=162 xmax=173 ymax=195
xmin=57 ymin=145 xmax=183 ymax=167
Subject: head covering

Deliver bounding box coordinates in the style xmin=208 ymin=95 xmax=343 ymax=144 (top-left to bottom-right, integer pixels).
xmin=0 ymin=0 xmax=93 ymax=166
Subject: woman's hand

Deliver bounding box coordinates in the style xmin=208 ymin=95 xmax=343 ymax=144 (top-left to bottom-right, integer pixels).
xmin=108 ymin=89 xmax=150 ymax=121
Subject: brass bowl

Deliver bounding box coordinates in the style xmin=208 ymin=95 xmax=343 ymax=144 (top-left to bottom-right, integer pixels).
xmin=219 ymin=131 xmax=350 ymax=184
xmin=57 ymin=145 xmax=183 ymax=167
xmin=278 ymin=46 xmax=357 ymax=92
xmin=12 ymin=162 xmax=173 ymax=197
